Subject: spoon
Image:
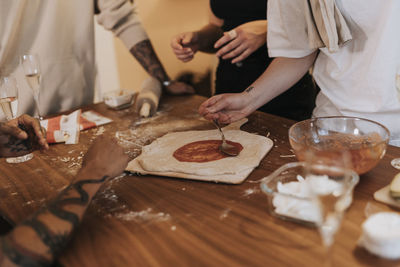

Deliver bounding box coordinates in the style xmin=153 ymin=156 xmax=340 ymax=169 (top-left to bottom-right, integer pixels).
xmin=213 ymin=119 xmax=240 ymax=156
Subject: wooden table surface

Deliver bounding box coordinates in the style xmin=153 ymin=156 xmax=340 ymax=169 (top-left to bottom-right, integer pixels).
xmin=0 ymin=95 xmax=399 ymax=266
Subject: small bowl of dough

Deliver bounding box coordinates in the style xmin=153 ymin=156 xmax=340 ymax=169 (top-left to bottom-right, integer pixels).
xmin=260 ymin=162 xmax=359 ymax=226
xmin=103 ymin=89 xmax=136 ymax=110
xmin=289 ymin=116 xmax=390 ymax=175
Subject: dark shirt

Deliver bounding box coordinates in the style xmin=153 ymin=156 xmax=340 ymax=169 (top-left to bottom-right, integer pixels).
xmin=209 ymin=0 xmax=317 ymax=121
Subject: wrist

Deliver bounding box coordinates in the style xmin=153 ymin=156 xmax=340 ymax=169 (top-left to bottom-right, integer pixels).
xmin=241 ymin=86 xmax=258 ymax=113
xmin=76 ymin=166 xmax=110 ymax=182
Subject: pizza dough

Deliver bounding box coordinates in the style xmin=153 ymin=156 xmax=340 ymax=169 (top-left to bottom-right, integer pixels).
xmin=127 ymin=128 xmax=273 ymax=184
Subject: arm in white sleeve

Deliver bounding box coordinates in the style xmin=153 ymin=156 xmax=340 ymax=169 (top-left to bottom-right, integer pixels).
xmin=96 ymin=0 xmax=148 ymax=50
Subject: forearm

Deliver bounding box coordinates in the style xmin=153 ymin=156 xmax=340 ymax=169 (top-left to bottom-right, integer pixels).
xmin=243 ymin=52 xmax=318 ymax=112
xmin=0 ymin=168 xmax=110 ymax=266
xmin=130 ymin=39 xmax=170 ymax=83
xmin=195 ymin=24 xmax=224 ymax=53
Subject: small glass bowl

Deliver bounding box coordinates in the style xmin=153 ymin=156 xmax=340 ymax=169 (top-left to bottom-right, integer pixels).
xmin=103 ymin=89 xmax=136 ymax=110
xmin=260 ymin=162 xmax=359 ymax=227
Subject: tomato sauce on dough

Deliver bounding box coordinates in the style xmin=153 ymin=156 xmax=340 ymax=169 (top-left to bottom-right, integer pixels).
xmin=173 ymin=140 xmax=243 ymax=163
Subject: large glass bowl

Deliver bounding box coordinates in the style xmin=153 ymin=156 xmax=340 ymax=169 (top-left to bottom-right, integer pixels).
xmin=288 ymin=116 xmax=390 ymax=175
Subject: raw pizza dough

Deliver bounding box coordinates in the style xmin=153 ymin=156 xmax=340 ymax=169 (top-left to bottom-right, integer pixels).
xmin=127 ymin=127 xmax=273 ymax=184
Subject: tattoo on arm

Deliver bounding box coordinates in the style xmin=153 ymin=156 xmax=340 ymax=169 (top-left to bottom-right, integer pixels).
xmin=4 ymin=138 xmax=32 ymax=153
xmin=1 ymin=175 xmax=109 ymax=266
xmin=245 ymin=86 xmax=254 ymax=93
xmin=130 ymin=39 xmax=169 ymax=82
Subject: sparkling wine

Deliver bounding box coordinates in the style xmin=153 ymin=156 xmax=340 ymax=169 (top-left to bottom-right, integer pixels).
xmin=0 ymin=96 xmax=17 ymax=120
xmin=26 ymin=73 xmax=40 ymax=95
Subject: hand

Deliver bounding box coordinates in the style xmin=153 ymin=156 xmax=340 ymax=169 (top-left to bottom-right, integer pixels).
xmin=198 ymin=93 xmax=253 ymax=124
xmin=165 ymin=81 xmax=195 ymax=95
xmin=170 ymin=32 xmax=200 ymax=63
xmin=0 ymin=114 xmax=48 ymax=158
xmin=81 ymin=136 xmax=129 ymax=179
xmin=214 ymin=20 xmax=267 ymax=64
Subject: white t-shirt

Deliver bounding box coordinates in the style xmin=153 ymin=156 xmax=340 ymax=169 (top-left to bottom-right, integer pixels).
xmin=0 ymin=0 xmax=147 ymax=117
xmin=267 ymin=0 xmax=400 ymax=146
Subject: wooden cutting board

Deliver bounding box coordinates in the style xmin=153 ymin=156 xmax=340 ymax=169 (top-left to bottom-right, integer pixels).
xmin=126 ymin=119 xmax=273 ymax=184
xmin=374 ymin=185 xmax=400 ymax=209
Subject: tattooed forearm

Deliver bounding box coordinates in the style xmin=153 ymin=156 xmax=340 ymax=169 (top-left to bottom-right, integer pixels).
xmin=1 ymin=175 xmax=109 ymax=267
xmin=4 ymin=137 xmax=32 ymax=153
xmin=1 ymin=237 xmax=51 ymax=267
xmin=47 ymin=176 xmax=109 ymax=227
xmin=130 ymin=39 xmax=169 ymax=82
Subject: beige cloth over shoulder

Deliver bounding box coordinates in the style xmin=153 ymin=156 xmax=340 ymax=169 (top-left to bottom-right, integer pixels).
xmin=0 ymin=0 xmax=148 ymax=119
xmin=304 ymin=0 xmax=352 ymax=52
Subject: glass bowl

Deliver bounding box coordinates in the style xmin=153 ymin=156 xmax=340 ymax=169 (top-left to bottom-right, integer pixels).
xmin=288 ymin=116 xmax=390 ymax=175
xmin=103 ymin=89 xmax=136 ymax=109
xmin=260 ymin=162 xmax=359 ymax=226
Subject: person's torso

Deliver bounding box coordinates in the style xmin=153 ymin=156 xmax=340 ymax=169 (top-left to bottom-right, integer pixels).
xmin=0 ymin=0 xmax=96 ymax=118
xmin=210 ymin=0 xmax=267 ymax=31
xmin=210 ymin=0 xmax=270 ymax=88
xmin=312 ymin=0 xmax=400 ymax=143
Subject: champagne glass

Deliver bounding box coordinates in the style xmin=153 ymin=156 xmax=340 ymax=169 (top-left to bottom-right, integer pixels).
xmin=20 ymin=54 xmax=43 ymax=120
xmin=305 ymin=152 xmax=359 ymax=266
xmin=0 ymin=76 xmax=34 ymax=163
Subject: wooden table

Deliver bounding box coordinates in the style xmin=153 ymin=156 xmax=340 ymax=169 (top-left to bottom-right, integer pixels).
xmin=0 ymin=95 xmax=399 ymax=266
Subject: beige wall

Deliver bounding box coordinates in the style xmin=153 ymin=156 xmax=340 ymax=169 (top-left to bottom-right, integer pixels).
xmin=114 ymin=0 xmax=214 ymax=92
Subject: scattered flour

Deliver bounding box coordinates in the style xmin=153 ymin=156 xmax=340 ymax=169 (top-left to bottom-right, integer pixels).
xmin=219 ymin=208 xmax=231 ymax=220
xmin=114 ymin=208 xmax=171 ymax=223
xmin=243 ymin=187 xmax=259 ymax=196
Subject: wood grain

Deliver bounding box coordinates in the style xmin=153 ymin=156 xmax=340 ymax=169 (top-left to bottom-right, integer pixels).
xmin=0 ymin=95 xmax=399 ymax=266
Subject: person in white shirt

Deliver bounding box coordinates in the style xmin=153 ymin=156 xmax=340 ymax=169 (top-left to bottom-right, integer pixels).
xmin=0 ymin=0 xmax=194 ymax=118
xmin=199 ymin=0 xmax=400 ymax=146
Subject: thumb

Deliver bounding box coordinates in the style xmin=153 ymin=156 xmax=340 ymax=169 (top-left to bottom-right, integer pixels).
xmin=182 ymin=34 xmax=194 ymax=46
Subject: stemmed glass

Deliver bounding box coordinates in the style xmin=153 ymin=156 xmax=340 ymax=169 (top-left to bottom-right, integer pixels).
xmin=305 ymin=152 xmax=359 ymax=266
xmin=0 ymin=76 xmax=34 ymax=163
xmin=20 ymin=54 xmax=43 ymax=120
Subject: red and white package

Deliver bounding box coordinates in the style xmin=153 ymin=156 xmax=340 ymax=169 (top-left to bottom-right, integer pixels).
xmin=40 ymin=110 xmax=113 ymax=144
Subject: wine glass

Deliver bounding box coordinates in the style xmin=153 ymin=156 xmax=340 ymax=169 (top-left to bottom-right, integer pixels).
xmin=0 ymin=76 xmax=34 ymax=163
xmin=20 ymin=54 xmax=43 ymax=120
xmin=305 ymin=151 xmax=359 ymax=266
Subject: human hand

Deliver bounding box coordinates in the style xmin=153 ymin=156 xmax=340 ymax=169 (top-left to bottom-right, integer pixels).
xmin=81 ymin=136 xmax=129 ymax=179
xmin=214 ymin=20 xmax=267 ymax=64
xmin=0 ymin=114 xmax=48 ymax=158
xmin=170 ymin=32 xmax=200 ymax=63
xmin=165 ymin=81 xmax=195 ymax=95
xmin=198 ymin=93 xmax=253 ymax=124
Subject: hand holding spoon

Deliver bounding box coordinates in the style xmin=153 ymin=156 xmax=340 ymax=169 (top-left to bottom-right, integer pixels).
xmin=213 ymin=119 xmax=240 ymax=156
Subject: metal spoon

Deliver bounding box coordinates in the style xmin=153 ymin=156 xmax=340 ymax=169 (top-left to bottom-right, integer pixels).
xmin=213 ymin=119 xmax=240 ymax=156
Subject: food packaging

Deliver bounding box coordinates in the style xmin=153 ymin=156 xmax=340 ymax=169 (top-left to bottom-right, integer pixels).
xmin=40 ymin=110 xmax=112 ymax=144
